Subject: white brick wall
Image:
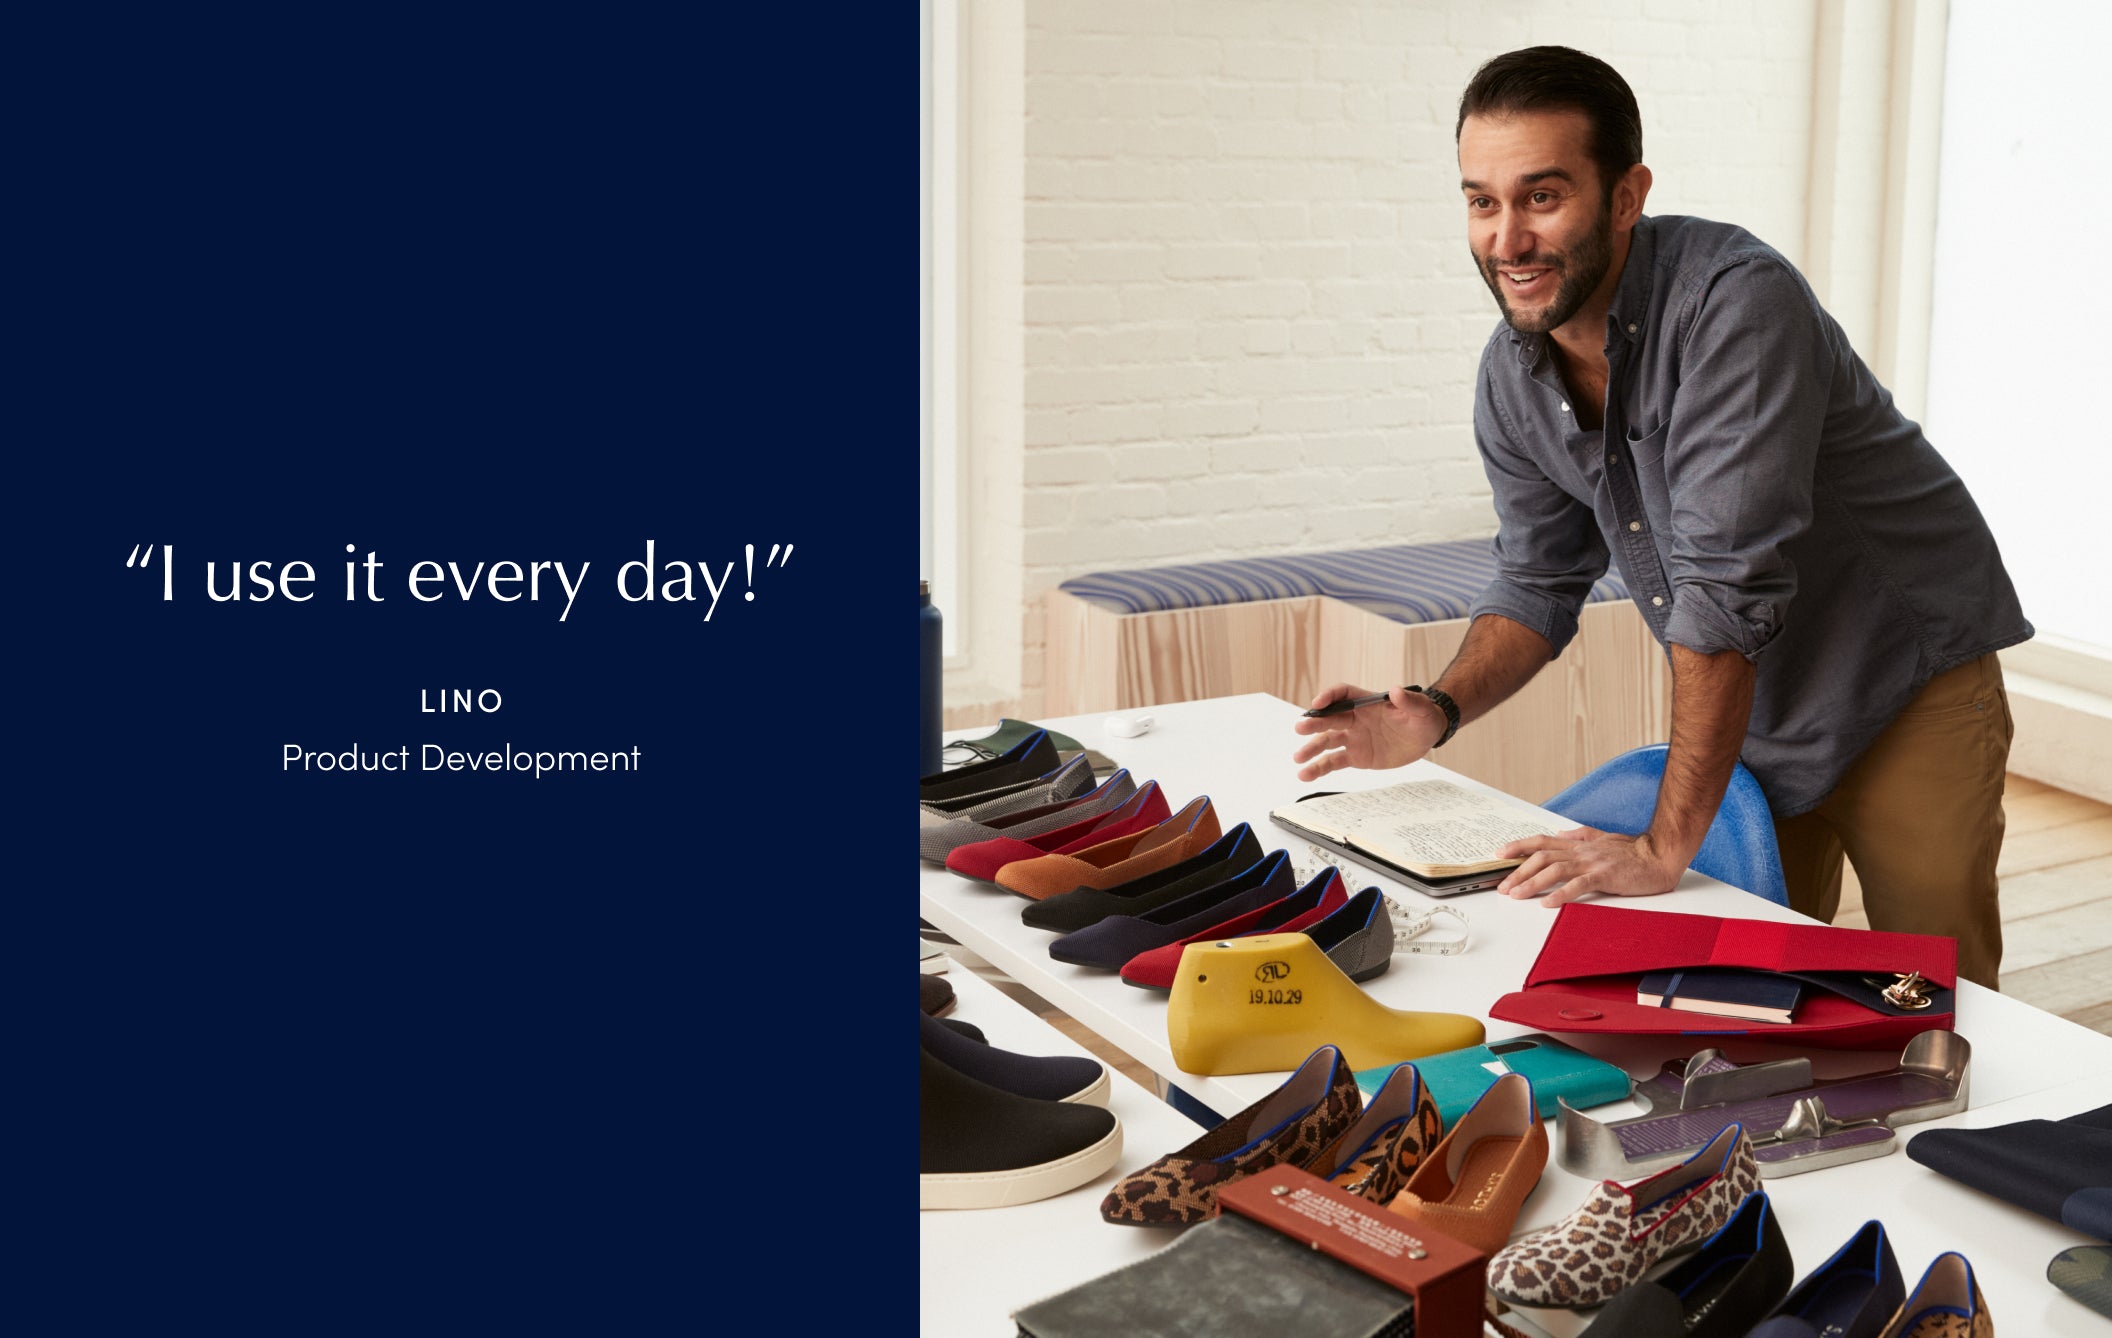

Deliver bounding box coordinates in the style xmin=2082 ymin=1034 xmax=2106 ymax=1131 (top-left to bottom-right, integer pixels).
xmin=993 ymin=0 xmax=1822 ymax=712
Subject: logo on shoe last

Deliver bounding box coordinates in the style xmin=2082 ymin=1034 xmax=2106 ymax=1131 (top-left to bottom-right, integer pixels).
xmin=1253 ymin=961 xmax=1291 ymax=982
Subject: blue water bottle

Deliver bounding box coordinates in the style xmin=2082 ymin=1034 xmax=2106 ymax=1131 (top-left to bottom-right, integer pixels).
xmin=919 ymin=580 xmax=943 ymax=776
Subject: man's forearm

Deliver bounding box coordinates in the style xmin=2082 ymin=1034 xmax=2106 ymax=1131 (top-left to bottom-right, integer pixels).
xmin=1432 ymin=613 xmax=1557 ymax=728
xmin=1651 ymin=643 xmax=1757 ymax=866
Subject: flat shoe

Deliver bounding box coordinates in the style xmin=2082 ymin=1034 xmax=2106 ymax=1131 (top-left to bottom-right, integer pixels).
xmin=1487 ymin=1121 xmax=1761 ymax=1311
xmin=941 ymin=717 xmax=1087 ymax=765
xmin=918 ymin=768 xmax=1063 ymax=817
xmin=1385 ymin=1071 xmax=1546 ymax=1258
xmin=1877 ymin=1251 xmax=1991 ymax=1338
xmin=1047 ymin=851 xmax=1297 ymax=970
xmin=995 ymin=795 xmax=1223 ymax=900
xmin=917 ymin=756 xmax=1109 ymax=855
xmin=945 ymin=781 xmax=1169 ymax=883
xmin=1098 ymin=1044 xmax=1360 ymax=1228
xmin=1577 ymin=1189 xmax=1794 ymax=1337
xmin=1117 ymin=868 xmax=1347 ymax=990
xmin=1746 ymin=1219 xmax=1906 ymax=1338
xmin=919 ymin=729 xmax=1059 ymax=802
xmin=1020 ymin=823 xmax=1265 ymax=933
xmin=1290 ymin=884 xmax=1396 ymax=985
xmin=1306 ymin=1060 xmax=1444 ymax=1205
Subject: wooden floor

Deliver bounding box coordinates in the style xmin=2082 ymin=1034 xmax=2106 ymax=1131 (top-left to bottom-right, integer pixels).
xmin=1835 ymin=774 xmax=2112 ymax=1035
xmin=997 ymin=774 xmax=2112 ymax=1094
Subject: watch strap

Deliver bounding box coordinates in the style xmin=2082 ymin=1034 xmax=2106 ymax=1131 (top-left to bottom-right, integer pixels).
xmin=1404 ymin=684 xmax=1461 ymax=747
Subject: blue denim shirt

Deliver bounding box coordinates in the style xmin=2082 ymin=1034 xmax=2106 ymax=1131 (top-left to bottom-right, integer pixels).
xmin=1466 ymin=214 xmax=2032 ymax=817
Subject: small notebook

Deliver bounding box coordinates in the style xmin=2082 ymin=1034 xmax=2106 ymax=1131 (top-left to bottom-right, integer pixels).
xmin=1637 ymin=968 xmax=1804 ymax=1024
xmin=1270 ymin=778 xmax=1567 ymax=878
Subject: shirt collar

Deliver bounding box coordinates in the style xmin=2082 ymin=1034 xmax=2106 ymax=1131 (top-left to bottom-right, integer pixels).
xmin=1606 ymin=214 xmax=1655 ymax=349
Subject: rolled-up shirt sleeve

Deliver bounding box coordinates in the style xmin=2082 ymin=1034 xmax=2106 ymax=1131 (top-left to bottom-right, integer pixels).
xmin=1658 ymin=256 xmax=1834 ymax=660
xmin=1466 ymin=343 xmax=1610 ymax=658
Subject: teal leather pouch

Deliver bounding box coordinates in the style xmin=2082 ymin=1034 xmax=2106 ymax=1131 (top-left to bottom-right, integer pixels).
xmin=1355 ymin=1033 xmax=1631 ymax=1128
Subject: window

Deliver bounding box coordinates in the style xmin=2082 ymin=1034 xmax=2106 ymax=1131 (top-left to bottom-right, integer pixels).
xmin=920 ymin=0 xmax=962 ymax=659
xmin=1926 ymin=0 xmax=2112 ymax=657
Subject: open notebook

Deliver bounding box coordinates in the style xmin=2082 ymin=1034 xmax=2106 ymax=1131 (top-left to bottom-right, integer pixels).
xmin=1271 ymin=778 xmax=1568 ymax=884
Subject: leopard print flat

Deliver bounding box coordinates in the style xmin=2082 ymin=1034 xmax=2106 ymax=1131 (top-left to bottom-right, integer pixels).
xmin=1307 ymin=1061 xmax=1444 ymax=1204
xmin=1487 ymin=1120 xmax=1761 ymax=1310
xmin=1098 ymin=1044 xmax=1360 ymax=1227
xmin=1880 ymin=1253 xmax=1993 ymax=1338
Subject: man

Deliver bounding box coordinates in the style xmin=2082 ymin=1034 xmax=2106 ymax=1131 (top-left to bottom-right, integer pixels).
xmin=1290 ymin=46 xmax=2029 ymax=988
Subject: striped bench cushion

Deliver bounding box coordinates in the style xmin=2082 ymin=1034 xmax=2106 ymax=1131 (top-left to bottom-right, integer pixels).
xmin=1056 ymin=538 xmax=1629 ymax=626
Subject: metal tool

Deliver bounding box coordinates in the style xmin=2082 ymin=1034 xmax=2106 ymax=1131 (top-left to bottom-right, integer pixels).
xmin=1557 ymin=1030 xmax=1970 ymax=1179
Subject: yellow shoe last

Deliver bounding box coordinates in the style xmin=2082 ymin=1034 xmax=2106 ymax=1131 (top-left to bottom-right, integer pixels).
xmin=1166 ymin=932 xmax=1485 ymax=1076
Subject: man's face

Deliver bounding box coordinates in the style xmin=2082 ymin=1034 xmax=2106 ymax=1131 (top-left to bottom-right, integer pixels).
xmin=1459 ymin=110 xmax=1615 ymax=336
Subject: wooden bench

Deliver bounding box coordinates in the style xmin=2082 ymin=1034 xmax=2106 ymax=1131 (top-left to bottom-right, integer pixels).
xmin=1043 ymin=539 xmax=1672 ymax=804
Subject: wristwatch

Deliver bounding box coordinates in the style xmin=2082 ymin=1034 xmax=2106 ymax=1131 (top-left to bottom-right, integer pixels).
xmin=1404 ymin=684 xmax=1460 ymax=748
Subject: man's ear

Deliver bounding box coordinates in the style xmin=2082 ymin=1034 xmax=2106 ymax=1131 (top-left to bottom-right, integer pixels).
xmin=1614 ymin=163 xmax=1653 ymax=230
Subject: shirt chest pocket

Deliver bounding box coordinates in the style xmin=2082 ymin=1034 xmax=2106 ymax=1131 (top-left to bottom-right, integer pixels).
xmin=1624 ymin=417 xmax=1670 ymax=466
xmin=1619 ymin=418 xmax=1676 ymax=542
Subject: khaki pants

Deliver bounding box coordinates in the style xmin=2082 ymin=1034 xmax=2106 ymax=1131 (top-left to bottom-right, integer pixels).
xmin=1773 ymin=654 xmax=2013 ymax=990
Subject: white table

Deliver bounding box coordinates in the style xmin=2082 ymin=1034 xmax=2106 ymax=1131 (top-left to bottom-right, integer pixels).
xmin=920 ymin=694 xmax=2112 ymax=1335
xmin=918 ymin=955 xmax=1229 ymax=1335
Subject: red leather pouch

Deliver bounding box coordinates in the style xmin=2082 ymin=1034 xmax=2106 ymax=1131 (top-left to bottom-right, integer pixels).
xmin=1487 ymin=903 xmax=1957 ymax=1049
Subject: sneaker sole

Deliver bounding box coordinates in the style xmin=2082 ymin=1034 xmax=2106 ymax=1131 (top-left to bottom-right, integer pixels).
xmin=919 ymin=1122 xmax=1123 ymax=1211
xmin=1061 ymin=1068 xmax=1112 ymax=1108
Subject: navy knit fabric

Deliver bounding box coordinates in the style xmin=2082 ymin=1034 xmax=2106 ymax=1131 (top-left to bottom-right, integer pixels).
xmin=1907 ymin=1103 xmax=2112 ymax=1235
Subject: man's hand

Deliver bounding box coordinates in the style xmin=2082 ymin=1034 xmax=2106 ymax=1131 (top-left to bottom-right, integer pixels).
xmin=1290 ymin=684 xmax=1447 ymax=782
xmin=1493 ymin=827 xmax=1686 ymax=905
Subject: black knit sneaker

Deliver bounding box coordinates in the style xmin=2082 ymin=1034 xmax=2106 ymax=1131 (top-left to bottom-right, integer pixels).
xmin=920 ymin=1046 xmax=1121 ymax=1211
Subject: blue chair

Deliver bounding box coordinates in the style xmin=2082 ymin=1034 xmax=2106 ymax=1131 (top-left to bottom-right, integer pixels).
xmin=1541 ymin=744 xmax=1789 ymax=905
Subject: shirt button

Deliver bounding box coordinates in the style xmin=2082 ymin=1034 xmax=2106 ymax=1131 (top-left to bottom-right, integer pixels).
xmin=1652 ymin=596 xmax=1664 ymax=607
xmin=1627 ymin=323 xmax=1638 ymax=334
xmin=1560 ymin=402 xmax=1570 ymax=413
xmin=1628 ymin=521 xmax=1642 ymax=532
xmin=1607 ymin=453 xmax=1618 ymax=464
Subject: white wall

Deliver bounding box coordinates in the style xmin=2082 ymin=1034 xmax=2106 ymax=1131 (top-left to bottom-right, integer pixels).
xmin=1926 ymin=0 xmax=2112 ymax=654
xmin=943 ymin=1 xmax=1937 ymax=720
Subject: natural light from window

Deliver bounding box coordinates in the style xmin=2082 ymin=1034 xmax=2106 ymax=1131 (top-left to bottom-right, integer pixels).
xmin=1926 ymin=0 xmax=2112 ymax=654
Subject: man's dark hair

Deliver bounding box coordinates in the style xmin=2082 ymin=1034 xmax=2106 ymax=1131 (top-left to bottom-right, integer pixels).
xmin=1456 ymin=46 xmax=1642 ymax=201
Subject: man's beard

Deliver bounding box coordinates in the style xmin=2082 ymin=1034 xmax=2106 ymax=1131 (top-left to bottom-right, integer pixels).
xmin=1477 ymin=206 xmax=1614 ymax=335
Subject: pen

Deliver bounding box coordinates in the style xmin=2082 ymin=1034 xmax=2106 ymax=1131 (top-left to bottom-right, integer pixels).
xmin=1302 ymin=690 xmax=1401 ymax=718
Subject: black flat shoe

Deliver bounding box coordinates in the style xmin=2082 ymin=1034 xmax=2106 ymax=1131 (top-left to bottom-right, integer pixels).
xmin=1576 ymin=1190 xmax=1793 ymax=1337
xmin=1020 ymin=823 xmax=1264 ymax=933
xmin=1746 ymin=1219 xmax=1904 ymax=1338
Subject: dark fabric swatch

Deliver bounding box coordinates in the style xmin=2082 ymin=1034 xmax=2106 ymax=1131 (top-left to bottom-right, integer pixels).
xmin=1906 ymin=1103 xmax=2112 ymax=1232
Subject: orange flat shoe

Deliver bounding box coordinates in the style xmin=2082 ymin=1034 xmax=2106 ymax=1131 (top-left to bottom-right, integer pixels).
xmin=1385 ymin=1071 xmax=1547 ymax=1259
xmin=994 ymin=796 xmax=1221 ymax=900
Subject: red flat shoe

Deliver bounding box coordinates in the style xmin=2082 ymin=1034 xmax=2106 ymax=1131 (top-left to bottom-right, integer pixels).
xmin=944 ymin=781 xmax=1169 ymax=882
xmin=1117 ymin=868 xmax=1347 ymax=991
